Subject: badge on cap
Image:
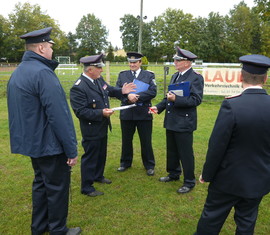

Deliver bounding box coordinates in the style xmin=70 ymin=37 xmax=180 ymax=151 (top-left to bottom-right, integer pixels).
xmin=127 ymin=52 xmax=144 ymax=62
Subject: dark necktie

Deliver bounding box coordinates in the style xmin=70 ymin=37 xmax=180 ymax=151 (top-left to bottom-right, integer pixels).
xmin=174 ymin=72 xmax=182 ymax=83
xmin=132 ymin=71 xmax=136 ymax=78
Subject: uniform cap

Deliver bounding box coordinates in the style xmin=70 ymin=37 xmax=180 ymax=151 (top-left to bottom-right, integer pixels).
xmin=20 ymin=27 xmax=55 ymax=44
xmin=239 ymin=54 xmax=270 ymax=75
xmin=127 ymin=52 xmax=144 ymax=62
xmin=173 ymin=47 xmax=197 ymax=61
xmin=80 ymin=54 xmax=105 ymax=67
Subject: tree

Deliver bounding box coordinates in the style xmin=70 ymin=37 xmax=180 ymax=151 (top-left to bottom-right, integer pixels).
xmin=76 ymin=14 xmax=108 ymax=61
xmin=254 ymin=0 xmax=270 ymax=56
xmin=67 ymin=32 xmax=78 ymax=62
xmin=6 ymin=2 xmax=68 ymax=62
xmin=202 ymin=13 xmax=228 ymax=62
xmin=0 ymin=15 xmax=9 ymax=62
xmin=151 ymin=8 xmax=195 ymax=61
xmin=260 ymin=22 xmax=270 ymax=56
xmin=106 ymin=43 xmax=115 ymax=62
xmin=226 ymin=2 xmax=256 ymax=61
xmin=188 ymin=16 xmax=208 ymax=61
xmin=119 ymin=14 xmax=152 ymax=57
xmin=120 ymin=14 xmax=140 ymax=52
xmin=254 ymin=0 xmax=270 ymax=21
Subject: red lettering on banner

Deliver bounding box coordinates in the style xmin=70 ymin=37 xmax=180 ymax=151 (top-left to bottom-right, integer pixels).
xmin=225 ymin=71 xmax=234 ymax=83
xmin=203 ymin=69 xmax=242 ymax=84
xmin=237 ymin=71 xmax=242 ymax=82
xmin=205 ymin=70 xmax=211 ymax=82
xmin=212 ymin=71 xmax=224 ymax=82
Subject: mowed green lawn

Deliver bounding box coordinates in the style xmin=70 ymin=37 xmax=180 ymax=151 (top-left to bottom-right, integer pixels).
xmin=1 ymin=95 xmax=270 ymax=235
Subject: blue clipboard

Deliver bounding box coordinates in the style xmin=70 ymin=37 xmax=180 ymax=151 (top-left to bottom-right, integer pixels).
xmin=168 ymin=81 xmax=190 ymax=97
xmin=130 ymin=79 xmax=150 ymax=94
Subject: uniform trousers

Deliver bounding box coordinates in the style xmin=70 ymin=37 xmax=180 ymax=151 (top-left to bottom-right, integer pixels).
xmin=166 ymin=130 xmax=195 ymax=187
xmin=195 ymin=186 xmax=263 ymax=235
xmin=120 ymin=120 xmax=155 ymax=170
xmin=81 ymin=136 xmax=107 ymax=194
xmin=31 ymin=153 xmax=70 ymax=235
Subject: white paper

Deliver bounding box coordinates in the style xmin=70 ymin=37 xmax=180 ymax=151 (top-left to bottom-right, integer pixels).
xmin=170 ymin=89 xmax=184 ymax=96
xmin=112 ymin=104 xmax=137 ymax=111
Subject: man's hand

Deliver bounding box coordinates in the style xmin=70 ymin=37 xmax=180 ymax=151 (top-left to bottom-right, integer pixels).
xmin=149 ymin=106 xmax=158 ymax=114
xmin=167 ymin=91 xmax=176 ymax=102
xmin=103 ymin=108 xmax=114 ymax=118
xmin=199 ymin=175 xmax=205 ymax=184
xmin=67 ymin=156 xmax=78 ymax=167
xmin=128 ymin=93 xmax=139 ymax=103
xmin=122 ymin=82 xmax=136 ymax=94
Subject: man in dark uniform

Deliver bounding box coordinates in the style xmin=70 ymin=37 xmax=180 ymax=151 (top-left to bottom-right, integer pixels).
xmin=70 ymin=54 xmax=135 ymax=197
xmin=194 ymin=54 xmax=270 ymax=235
xmin=7 ymin=27 xmax=81 ymax=235
xmin=150 ymin=47 xmax=204 ymax=193
xmin=115 ymin=52 xmax=157 ymax=176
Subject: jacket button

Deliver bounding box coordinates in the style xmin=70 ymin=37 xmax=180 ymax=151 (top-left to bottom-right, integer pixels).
xmin=88 ymin=122 xmax=91 ymax=125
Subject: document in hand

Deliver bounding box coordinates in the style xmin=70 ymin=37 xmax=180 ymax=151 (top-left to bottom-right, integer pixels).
xmin=130 ymin=79 xmax=150 ymax=94
xmin=168 ymin=81 xmax=190 ymax=97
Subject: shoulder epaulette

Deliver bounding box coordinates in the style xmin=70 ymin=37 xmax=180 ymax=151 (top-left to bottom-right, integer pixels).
xmin=146 ymin=70 xmax=154 ymax=74
xmin=75 ymin=79 xmax=81 ymax=85
xmin=225 ymin=93 xmax=242 ymax=99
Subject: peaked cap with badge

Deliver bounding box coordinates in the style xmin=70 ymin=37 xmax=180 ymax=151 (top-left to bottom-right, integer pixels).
xmin=127 ymin=52 xmax=144 ymax=62
xmin=173 ymin=46 xmax=197 ymax=61
xmin=20 ymin=27 xmax=55 ymax=44
xmin=239 ymin=54 xmax=270 ymax=75
xmin=80 ymin=54 xmax=105 ymax=68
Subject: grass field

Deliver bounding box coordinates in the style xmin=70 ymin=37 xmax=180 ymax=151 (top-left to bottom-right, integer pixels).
xmin=1 ymin=65 xmax=270 ymax=234
xmin=0 ymin=96 xmax=270 ymax=235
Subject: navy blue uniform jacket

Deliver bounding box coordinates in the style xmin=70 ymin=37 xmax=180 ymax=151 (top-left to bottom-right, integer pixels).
xmin=203 ymin=89 xmax=270 ymax=198
xmin=70 ymin=75 xmax=123 ymax=140
xmin=156 ymin=68 xmax=204 ymax=132
xmin=116 ymin=70 xmax=157 ymax=120
xmin=7 ymin=51 xmax=78 ymax=158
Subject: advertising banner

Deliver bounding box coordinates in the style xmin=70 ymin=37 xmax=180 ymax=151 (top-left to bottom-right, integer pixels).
xmin=202 ymin=68 xmax=243 ymax=96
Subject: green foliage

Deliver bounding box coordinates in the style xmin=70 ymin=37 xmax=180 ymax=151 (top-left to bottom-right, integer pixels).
xmin=6 ymin=2 xmax=67 ymax=61
xmin=152 ymin=8 xmax=195 ymax=60
xmin=1 ymin=1 xmax=270 ymax=63
xmin=227 ymin=2 xmax=256 ymax=60
xmin=255 ymin=0 xmax=270 ymax=21
xmin=75 ymin=14 xmax=108 ymax=62
xmin=141 ymin=56 xmax=148 ymax=70
xmin=114 ymin=55 xmax=127 ymax=62
xmin=106 ymin=43 xmax=115 ymax=62
xmin=120 ymin=14 xmax=140 ymax=52
xmin=260 ymin=22 xmax=270 ymax=56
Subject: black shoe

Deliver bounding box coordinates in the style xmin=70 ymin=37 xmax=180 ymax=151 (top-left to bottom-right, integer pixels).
xmin=66 ymin=227 xmax=81 ymax=235
xmin=84 ymin=190 xmax=104 ymax=197
xmin=96 ymin=178 xmax=112 ymax=184
xmin=146 ymin=169 xmax=155 ymax=176
xmin=177 ymin=186 xmax=193 ymax=194
xmin=117 ymin=166 xmax=129 ymax=172
xmin=159 ymin=176 xmax=179 ymax=182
